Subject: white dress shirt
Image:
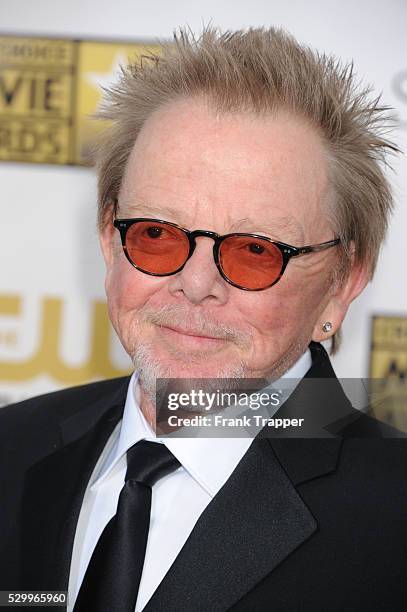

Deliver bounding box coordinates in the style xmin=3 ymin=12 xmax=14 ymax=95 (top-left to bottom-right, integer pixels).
xmin=68 ymin=349 xmax=311 ymax=611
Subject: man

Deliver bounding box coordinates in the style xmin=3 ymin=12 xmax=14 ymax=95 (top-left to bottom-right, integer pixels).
xmin=1 ymin=27 xmax=406 ymax=611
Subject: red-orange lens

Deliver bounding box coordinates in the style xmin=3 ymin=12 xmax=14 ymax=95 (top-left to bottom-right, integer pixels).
xmin=125 ymin=221 xmax=189 ymax=274
xmin=219 ymin=235 xmax=283 ymax=289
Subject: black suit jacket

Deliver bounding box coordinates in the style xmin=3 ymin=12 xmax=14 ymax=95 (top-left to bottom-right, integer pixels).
xmin=1 ymin=342 xmax=406 ymax=611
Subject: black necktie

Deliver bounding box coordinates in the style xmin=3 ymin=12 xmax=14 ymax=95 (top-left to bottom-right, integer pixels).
xmin=73 ymin=440 xmax=181 ymax=612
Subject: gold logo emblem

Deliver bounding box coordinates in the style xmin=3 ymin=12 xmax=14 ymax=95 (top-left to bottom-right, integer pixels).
xmin=369 ymin=315 xmax=407 ymax=430
xmin=0 ymin=36 xmax=161 ymax=165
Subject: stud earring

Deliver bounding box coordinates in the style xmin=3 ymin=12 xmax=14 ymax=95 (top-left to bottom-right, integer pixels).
xmin=322 ymin=321 xmax=332 ymax=333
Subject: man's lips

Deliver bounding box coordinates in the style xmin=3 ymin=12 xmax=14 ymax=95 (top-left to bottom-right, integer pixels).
xmin=161 ymin=324 xmax=224 ymax=339
xmin=158 ymin=324 xmax=228 ymax=347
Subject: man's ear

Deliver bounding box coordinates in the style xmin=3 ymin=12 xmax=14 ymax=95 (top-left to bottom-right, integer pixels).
xmin=312 ymin=251 xmax=371 ymax=342
xmin=99 ymin=206 xmax=116 ymax=269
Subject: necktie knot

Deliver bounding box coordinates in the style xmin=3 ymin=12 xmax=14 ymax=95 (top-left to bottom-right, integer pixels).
xmin=125 ymin=440 xmax=180 ymax=487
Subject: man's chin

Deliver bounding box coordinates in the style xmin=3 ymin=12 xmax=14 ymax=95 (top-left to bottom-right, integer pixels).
xmin=131 ymin=342 xmax=248 ymax=398
xmin=140 ymin=355 xmax=247 ymax=380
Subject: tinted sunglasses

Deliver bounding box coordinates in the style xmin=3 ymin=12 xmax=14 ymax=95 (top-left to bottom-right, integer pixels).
xmin=113 ymin=217 xmax=340 ymax=291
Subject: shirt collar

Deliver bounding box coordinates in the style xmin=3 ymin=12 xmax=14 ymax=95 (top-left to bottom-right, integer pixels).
xmin=282 ymin=349 xmax=312 ymax=379
xmin=93 ymin=349 xmax=312 ymax=496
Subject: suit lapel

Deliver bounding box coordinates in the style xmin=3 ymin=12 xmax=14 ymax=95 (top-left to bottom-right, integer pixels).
xmin=21 ymin=379 xmax=129 ymax=590
xmin=145 ymin=435 xmax=342 ymax=612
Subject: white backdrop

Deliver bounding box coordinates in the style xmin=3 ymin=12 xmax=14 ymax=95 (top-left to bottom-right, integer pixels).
xmin=0 ymin=0 xmax=406 ymax=405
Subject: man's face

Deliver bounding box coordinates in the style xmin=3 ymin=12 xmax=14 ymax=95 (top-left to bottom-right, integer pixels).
xmin=101 ymin=98 xmax=340 ymax=389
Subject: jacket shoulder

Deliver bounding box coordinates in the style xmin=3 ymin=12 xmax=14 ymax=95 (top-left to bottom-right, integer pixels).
xmin=0 ymin=376 xmax=130 ymax=437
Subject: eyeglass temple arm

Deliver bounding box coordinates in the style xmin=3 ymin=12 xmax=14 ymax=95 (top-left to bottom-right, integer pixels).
xmin=296 ymin=238 xmax=340 ymax=256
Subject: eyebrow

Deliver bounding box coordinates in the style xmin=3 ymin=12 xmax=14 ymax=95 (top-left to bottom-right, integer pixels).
xmin=118 ymin=202 xmax=305 ymax=244
xmin=229 ymin=216 xmax=305 ymax=243
xmin=118 ymin=202 xmax=185 ymax=222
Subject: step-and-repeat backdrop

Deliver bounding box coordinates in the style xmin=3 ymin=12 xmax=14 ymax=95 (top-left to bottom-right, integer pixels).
xmin=0 ymin=1 xmax=406 ymax=418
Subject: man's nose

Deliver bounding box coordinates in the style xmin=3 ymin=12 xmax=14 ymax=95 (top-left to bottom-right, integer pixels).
xmin=167 ymin=237 xmax=229 ymax=304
